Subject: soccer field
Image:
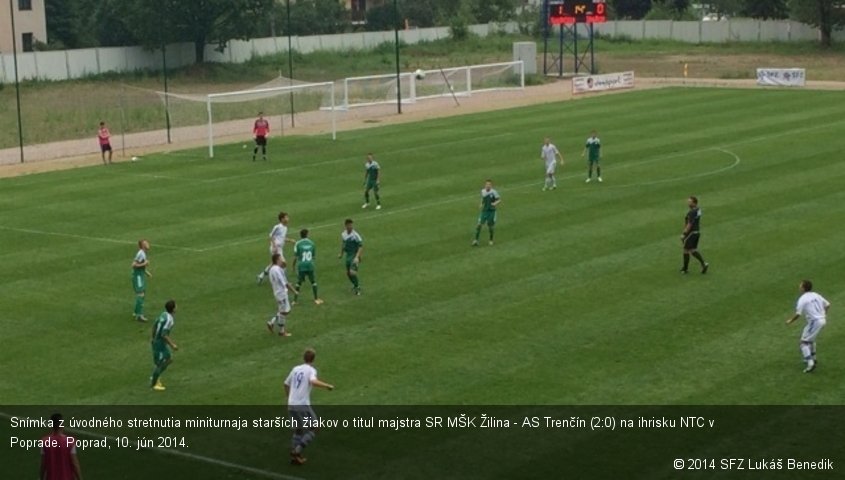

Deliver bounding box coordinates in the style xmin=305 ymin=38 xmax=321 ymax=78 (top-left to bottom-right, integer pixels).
xmin=2 ymin=87 xmax=844 ymax=477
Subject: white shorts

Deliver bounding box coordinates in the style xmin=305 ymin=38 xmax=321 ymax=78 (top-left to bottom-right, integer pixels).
xmin=276 ymin=296 xmax=291 ymax=315
xmin=269 ymin=244 xmax=285 ymax=258
xmin=800 ymin=318 xmax=826 ymax=343
xmin=545 ymin=163 xmax=556 ymax=175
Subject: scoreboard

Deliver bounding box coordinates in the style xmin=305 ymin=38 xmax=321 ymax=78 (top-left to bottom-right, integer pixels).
xmin=549 ymin=0 xmax=607 ymax=25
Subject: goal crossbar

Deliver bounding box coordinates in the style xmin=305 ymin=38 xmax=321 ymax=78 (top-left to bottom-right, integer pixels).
xmin=205 ymin=81 xmax=336 ymax=158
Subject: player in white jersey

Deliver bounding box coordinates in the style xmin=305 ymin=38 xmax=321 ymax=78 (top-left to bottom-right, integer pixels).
xmin=786 ymin=280 xmax=831 ymax=373
xmin=266 ymin=253 xmax=298 ymax=337
xmin=257 ymin=211 xmax=294 ymax=284
xmin=284 ymin=348 xmax=334 ymax=465
xmin=540 ymin=137 xmax=564 ymax=191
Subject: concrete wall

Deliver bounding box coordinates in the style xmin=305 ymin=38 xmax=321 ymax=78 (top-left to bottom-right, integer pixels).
xmin=593 ymin=20 xmax=822 ymax=44
xmin=0 ymin=20 xmax=837 ymax=84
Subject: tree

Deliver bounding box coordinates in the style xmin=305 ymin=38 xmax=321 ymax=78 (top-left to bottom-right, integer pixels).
xmin=790 ymin=0 xmax=845 ymax=46
xmin=280 ymin=0 xmax=348 ymax=36
xmin=126 ymin=0 xmax=272 ymax=63
xmin=742 ymin=0 xmax=789 ymax=19
xmin=612 ymin=0 xmax=653 ymax=19
xmin=700 ymin=0 xmax=743 ymax=18
xmin=45 ymin=0 xmax=99 ymax=48
xmin=645 ymin=0 xmax=696 ymax=19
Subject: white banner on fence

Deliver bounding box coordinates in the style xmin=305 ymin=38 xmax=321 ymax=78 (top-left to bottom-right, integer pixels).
xmin=572 ymin=71 xmax=635 ymax=94
xmin=756 ymin=68 xmax=806 ymax=87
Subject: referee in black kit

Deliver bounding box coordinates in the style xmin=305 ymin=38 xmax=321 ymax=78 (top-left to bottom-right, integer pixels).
xmin=680 ymin=196 xmax=709 ymax=274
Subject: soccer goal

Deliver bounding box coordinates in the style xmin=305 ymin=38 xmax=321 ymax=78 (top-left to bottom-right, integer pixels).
xmin=150 ymin=79 xmax=337 ymax=158
xmin=341 ymin=60 xmax=525 ymax=110
xmin=204 ymin=81 xmax=337 ymax=158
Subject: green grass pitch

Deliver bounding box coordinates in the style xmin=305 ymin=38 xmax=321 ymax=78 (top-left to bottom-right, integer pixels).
xmin=2 ymin=87 xmax=844 ymax=478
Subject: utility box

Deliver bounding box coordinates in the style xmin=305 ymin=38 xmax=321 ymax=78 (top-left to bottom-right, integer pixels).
xmin=513 ymin=42 xmax=537 ymax=75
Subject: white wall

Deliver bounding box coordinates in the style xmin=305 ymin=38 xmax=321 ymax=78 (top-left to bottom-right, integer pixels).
xmin=0 ymin=20 xmax=834 ymax=84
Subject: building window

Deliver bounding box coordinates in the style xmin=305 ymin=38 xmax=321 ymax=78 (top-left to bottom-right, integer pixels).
xmin=22 ymin=33 xmax=34 ymax=52
xmin=19 ymin=0 xmax=32 ymax=11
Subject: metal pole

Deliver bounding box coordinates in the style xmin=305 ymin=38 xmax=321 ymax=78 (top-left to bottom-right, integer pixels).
xmin=162 ymin=43 xmax=172 ymax=143
xmin=393 ymin=0 xmax=402 ymax=114
xmin=558 ymin=24 xmax=563 ymax=77
xmin=120 ymin=84 xmax=127 ymax=158
xmin=590 ymin=23 xmax=595 ymax=74
xmin=573 ymin=23 xmax=579 ymax=75
xmin=9 ymin=0 xmax=24 ymax=163
xmin=286 ymin=0 xmax=295 ymax=128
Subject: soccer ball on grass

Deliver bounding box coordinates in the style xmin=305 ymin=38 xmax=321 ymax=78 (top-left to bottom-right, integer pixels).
xmin=414 ymin=69 xmax=426 ymax=80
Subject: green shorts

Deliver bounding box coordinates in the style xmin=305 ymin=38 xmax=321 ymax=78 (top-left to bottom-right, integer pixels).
xmin=132 ymin=273 xmax=146 ymax=294
xmin=297 ymin=269 xmax=316 ymax=284
xmin=152 ymin=344 xmax=171 ymax=365
xmin=588 ymin=157 xmax=600 ymax=164
xmin=345 ymin=257 xmax=359 ymax=273
xmin=478 ymin=210 xmax=497 ymax=226
xmin=365 ymin=181 xmax=379 ymax=191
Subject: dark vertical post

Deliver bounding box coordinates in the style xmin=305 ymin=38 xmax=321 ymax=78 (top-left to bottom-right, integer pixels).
xmin=558 ymin=24 xmax=563 ymax=77
xmin=590 ymin=23 xmax=595 ymax=74
xmin=162 ymin=42 xmax=171 ymax=143
xmin=10 ymin=0 xmax=24 ymax=163
xmin=393 ymin=0 xmax=402 ymax=114
xmin=573 ymin=23 xmax=579 ymax=75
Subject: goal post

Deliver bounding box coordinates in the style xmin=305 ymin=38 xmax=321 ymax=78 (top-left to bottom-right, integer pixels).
xmin=340 ymin=60 xmax=525 ymax=110
xmin=205 ymin=81 xmax=336 ymax=158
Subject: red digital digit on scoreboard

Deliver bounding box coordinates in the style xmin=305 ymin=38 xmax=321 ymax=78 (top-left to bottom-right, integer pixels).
xmin=549 ymin=1 xmax=607 ymax=25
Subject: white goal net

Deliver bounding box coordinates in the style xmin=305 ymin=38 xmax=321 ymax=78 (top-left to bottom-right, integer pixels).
xmin=341 ymin=61 xmax=524 ymax=110
xmin=154 ymin=79 xmax=337 ymax=158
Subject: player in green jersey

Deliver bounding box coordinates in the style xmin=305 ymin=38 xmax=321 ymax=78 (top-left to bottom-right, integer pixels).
xmin=131 ymin=239 xmax=152 ymax=322
xmin=473 ymin=180 xmax=501 ymax=246
xmin=292 ymin=229 xmax=323 ymax=305
xmin=150 ymin=300 xmax=178 ymax=391
xmin=338 ymin=219 xmax=364 ymax=295
xmin=362 ymin=153 xmax=382 ymax=210
xmin=582 ymin=130 xmax=602 ymax=183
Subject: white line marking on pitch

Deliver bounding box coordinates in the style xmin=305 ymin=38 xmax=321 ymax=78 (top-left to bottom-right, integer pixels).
xmin=199 ymin=148 xmax=740 ymax=252
xmin=0 ymin=412 xmax=305 ymax=480
xmin=0 ymin=226 xmax=201 ymax=253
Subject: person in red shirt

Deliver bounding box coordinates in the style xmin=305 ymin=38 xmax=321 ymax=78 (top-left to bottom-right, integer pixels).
xmin=40 ymin=413 xmax=83 ymax=480
xmin=98 ymin=121 xmax=112 ymax=165
xmin=253 ymin=112 xmax=270 ymax=161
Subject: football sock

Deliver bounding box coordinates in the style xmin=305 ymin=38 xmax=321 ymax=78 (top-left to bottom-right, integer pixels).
xmin=692 ymin=251 xmax=706 ymax=265
xmin=275 ymin=314 xmax=286 ymax=330
xmin=597 ymin=166 xmax=601 ymax=177
xmin=300 ymin=430 xmax=316 ymax=448
xmin=588 ymin=166 xmax=593 ymax=178
xmin=134 ymin=295 xmax=144 ymax=316
xmin=474 ymin=225 xmax=482 ymax=241
xmin=312 ymin=284 xmax=319 ymax=299
xmin=682 ymin=254 xmax=691 ymax=270
xmin=351 ymin=275 xmax=359 ymax=288
xmin=151 ymin=361 xmax=169 ymax=386
xmin=551 ymin=175 xmax=556 ymax=187
xmin=800 ymin=343 xmax=812 ymax=360
xmin=291 ymin=434 xmax=302 ymax=451
xmin=364 ymin=191 xmax=370 ymax=203
xmin=263 ymin=266 xmax=270 ymax=275
xmin=293 ymin=284 xmax=301 ymax=302
xmin=375 ymin=192 xmax=381 ymax=204
xmin=488 ymin=226 xmax=495 ymax=241
xmin=811 ymin=342 xmax=817 ymax=359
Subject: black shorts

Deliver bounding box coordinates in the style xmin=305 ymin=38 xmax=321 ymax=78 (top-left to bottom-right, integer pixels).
xmin=100 ymin=143 xmax=112 ymax=152
xmin=683 ymin=232 xmax=700 ymax=250
xmin=255 ymin=136 xmax=267 ymax=146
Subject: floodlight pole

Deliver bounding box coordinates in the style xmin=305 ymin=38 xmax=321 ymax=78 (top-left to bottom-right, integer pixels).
xmin=9 ymin=0 xmax=24 ymax=163
xmin=393 ymin=0 xmax=402 ymax=114
xmin=286 ymin=0 xmax=295 ymax=128
xmin=160 ymin=6 xmax=172 ymax=144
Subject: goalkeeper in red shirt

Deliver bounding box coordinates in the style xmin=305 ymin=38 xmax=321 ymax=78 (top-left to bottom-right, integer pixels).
xmin=253 ymin=112 xmax=270 ymax=161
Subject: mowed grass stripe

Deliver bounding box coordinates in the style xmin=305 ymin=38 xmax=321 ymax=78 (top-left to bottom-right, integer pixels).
xmin=1 ymin=88 xmax=844 ymax=407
